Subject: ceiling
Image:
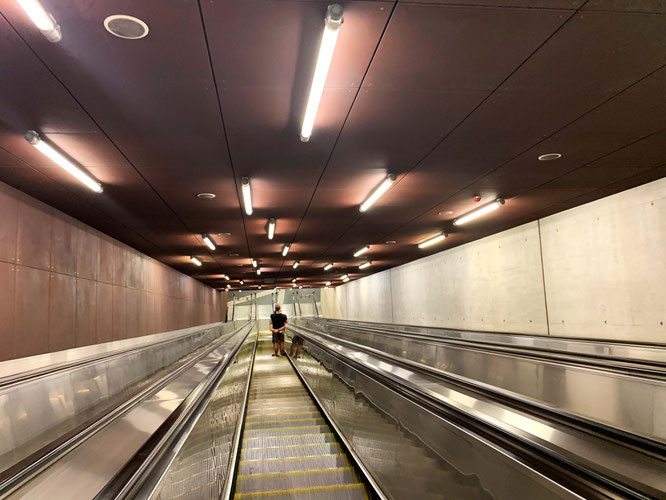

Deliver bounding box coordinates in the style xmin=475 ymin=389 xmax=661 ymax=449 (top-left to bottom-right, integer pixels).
xmin=0 ymin=0 xmax=664 ymax=291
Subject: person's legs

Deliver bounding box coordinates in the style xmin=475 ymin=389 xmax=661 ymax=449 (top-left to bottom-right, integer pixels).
xmin=296 ymin=343 xmax=302 ymax=358
xmin=272 ymin=331 xmax=279 ymax=356
xmin=280 ymin=341 xmax=285 ymax=356
xmin=289 ymin=341 xmax=296 ymax=357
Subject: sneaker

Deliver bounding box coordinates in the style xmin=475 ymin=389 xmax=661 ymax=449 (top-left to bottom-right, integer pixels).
xmin=271 ymin=354 xmax=276 ymax=357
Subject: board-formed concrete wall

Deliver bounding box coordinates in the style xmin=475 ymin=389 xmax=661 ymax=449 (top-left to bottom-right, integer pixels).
xmin=321 ymin=177 xmax=666 ymax=342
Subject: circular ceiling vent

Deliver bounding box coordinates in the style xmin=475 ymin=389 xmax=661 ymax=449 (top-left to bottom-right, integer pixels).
xmin=104 ymin=15 xmax=149 ymax=39
xmin=196 ymin=192 xmax=216 ymax=199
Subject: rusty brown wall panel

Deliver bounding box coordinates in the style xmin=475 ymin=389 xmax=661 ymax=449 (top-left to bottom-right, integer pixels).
xmin=137 ymin=290 xmax=149 ymax=336
xmin=112 ymin=285 xmax=126 ymax=340
xmin=0 ymin=262 xmax=16 ymax=361
xmin=126 ymin=288 xmax=139 ymax=339
xmin=0 ymin=188 xmax=18 ymax=263
xmin=17 ymin=201 xmax=51 ymax=270
xmin=96 ymin=281 xmax=113 ymax=344
xmin=76 ymin=227 xmax=98 ymax=280
xmin=97 ymin=236 xmax=114 ymax=284
xmin=75 ymin=277 xmax=96 ymax=347
xmin=112 ymin=241 xmax=127 ymax=286
xmin=51 ymin=215 xmax=77 ymax=276
xmin=48 ymin=272 xmax=76 ymax=352
xmin=14 ymin=265 xmax=50 ymax=358
xmin=126 ymin=251 xmax=140 ymax=290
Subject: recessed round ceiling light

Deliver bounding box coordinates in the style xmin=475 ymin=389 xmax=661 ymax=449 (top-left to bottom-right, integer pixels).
xmin=197 ymin=192 xmax=216 ymax=199
xmin=538 ymin=153 xmax=562 ymax=161
xmin=438 ymin=210 xmax=453 ymax=216
xmin=229 ymin=253 xmax=239 ymax=257
xmin=218 ymin=232 xmax=231 ymax=236
xmin=385 ymin=240 xmax=397 ymax=244
xmin=104 ymin=15 xmax=149 ymax=40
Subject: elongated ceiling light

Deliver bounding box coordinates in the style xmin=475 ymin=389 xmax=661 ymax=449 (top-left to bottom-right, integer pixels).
xmin=340 ymin=274 xmax=348 ymax=280
xmin=360 ymin=174 xmax=396 ymax=212
xmin=325 ymin=281 xmax=331 ymax=286
xmin=342 ymin=276 xmax=350 ymax=283
xmin=17 ymin=0 xmax=61 ymax=42
xmin=224 ymin=275 xmax=230 ymax=281
xmin=241 ymin=177 xmax=252 ymax=215
xmin=292 ymin=260 xmax=300 ymax=269
xmin=300 ymin=4 xmax=344 ymax=142
xmin=359 ymin=261 xmax=372 ymax=270
xmin=267 ymin=218 xmax=276 ymax=240
xmin=292 ymin=278 xmax=297 ymax=283
xmin=25 ymin=131 xmax=102 ymax=192
xmin=418 ymin=233 xmax=447 ymax=249
xmin=453 ymin=198 xmax=505 ymax=226
xmin=353 ymin=245 xmax=370 ymax=258
xmin=324 ymin=262 xmax=333 ymax=271
xmin=239 ymin=280 xmax=244 ymax=285
xmin=256 ymin=269 xmax=261 ymax=275
xmin=202 ymin=234 xmax=216 ymax=250
xmin=282 ymin=244 xmax=290 ymax=256
xmin=252 ymin=259 xmax=257 ymax=268
xmin=190 ymin=256 xmax=202 ymax=266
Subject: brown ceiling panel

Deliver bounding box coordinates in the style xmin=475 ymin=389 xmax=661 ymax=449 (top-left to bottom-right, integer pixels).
xmin=583 ymin=0 xmax=666 ymax=14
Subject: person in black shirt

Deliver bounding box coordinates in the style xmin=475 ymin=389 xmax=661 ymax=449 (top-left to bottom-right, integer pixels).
xmin=270 ymin=304 xmax=287 ymax=357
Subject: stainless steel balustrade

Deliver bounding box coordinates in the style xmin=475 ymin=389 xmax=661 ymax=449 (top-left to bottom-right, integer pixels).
xmin=288 ymin=325 xmax=666 ymax=499
xmin=0 ymin=321 xmax=247 ymax=478
xmin=298 ymin=318 xmax=666 ymax=446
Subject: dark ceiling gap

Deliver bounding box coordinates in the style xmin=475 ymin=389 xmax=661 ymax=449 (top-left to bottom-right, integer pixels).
xmin=0 ymin=144 xmax=164 ymax=256
xmin=374 ymin=63 xmax=666 ymax=250
xmin=275 ymin=0 xmax=400 ymax=280
xmin=2 ymin=12 xmax=225 ymax=279
xmin=293 ymin=1 xmax=588 ymax=274
xmin=196 ymin=0 xmax=252 ymax=272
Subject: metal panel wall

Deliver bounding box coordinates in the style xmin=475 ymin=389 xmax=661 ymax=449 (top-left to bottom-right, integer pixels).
xmin=0 ymin=181 xmax=228 ymax=361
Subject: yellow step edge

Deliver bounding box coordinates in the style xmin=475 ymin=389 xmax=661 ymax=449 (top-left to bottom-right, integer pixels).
xmin=234 ymin=483 xmax=366 ymax=499
xmin=243 ymin=424 xmax=328 ymax=434
xmin=245 ymin=416 xmax=323 ymax=427
xmin=237 ymin=466 xmax=353 ymax=481
xmin=243 ymin=432 xmax=334 ymax=443
xmin=246 ymin=411 xmax=320 ymax=420
xmin=241 ymin=442 xmax=341 ymax=453
xmin=238 ymin=452 xmax=347 ymax=465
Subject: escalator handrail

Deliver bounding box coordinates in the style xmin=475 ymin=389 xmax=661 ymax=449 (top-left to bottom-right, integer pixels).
xmin=0 ymin=321 xmax=230 ymax=389
xmin=310 ymin=318 xmax=666 ymax=372
xmin=0 ymin=320 xmax=254 ymax=498
xmin=291 ymin=324 xmax=666 ymax=499
xmin=95 ymin=321 xmax=256 ymax=500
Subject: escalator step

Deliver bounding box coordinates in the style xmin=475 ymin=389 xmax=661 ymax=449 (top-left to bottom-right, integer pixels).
xmin=243 ymin=424 xmax=330 ymax=437
xmin=236 ymin=467 xmax=358 ymax=494
xmin=241 ymin=442 xmax=341 ymax=461
xmin=245 ymin=410 xmax=322 ymax=421
xmin=238 ymin=453 xmax=348 ymax=475
xmin=242 ymin=432 xmax=337 ymax=448
xmin=233 ymin=482 xmax=367 ymax=499
xmin=244 ymin=416 xmax=326 ymax=429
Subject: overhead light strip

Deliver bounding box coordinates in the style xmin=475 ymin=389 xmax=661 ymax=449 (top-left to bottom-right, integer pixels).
xmin=190 ymin=256 xmax=202 ymax=266
xmin=353 ymin=245 xmax=370 ymax=258
xmin=202 ymin=234 xmax=216 ymax=251
xmin=358 ymin=261 xmax=372 ymax=270
xmin=360 ymin=174 xmax=396 ymax=212
xmin=292 ymin=260 xmax=300 ymax=269
xmin=25 ymin=131 xmax=102 ymax=193
xmin=17 ymin=0 xmax=61 ymax=42
xmin=241 ymin=177 xmax=253 ymax=216
xmin=453 ymin=198 xmax=505 ymax=226
xmin=418 ymin=233 xmax=447 ymax=249
xmin=267 ymin=218 xmax=276 ymax=240
xmin=324 ymin=262 xmax=334 ymax=271
xmin=300 ymin=4 xmax=344 ymax=142
xmin=282 ymin=244 xmax=290 ymax=256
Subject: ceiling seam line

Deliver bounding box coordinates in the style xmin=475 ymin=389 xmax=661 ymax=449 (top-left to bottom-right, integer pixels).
xmin=275 ymin=0 xmax=400 ymax=280
xmin=2 ymin=12 xmax=225 ymax=277
xmin=373 ymin=63 xmax=666 ymax=245
xmin=196 ymin=0 xmax=253 ymax=269
xmin=290 ymin=1 xmax=588 ymax=276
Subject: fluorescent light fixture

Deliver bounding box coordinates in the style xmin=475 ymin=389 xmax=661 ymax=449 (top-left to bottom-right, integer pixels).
xmin=340 ymin=274 xmax=348 ymax=280
xmin=292 ymin=283 xmax=297 ymax=287
xmin=239 ymin=280 xmax=244 ymax=285
xmin=282 ymin=244 xmax=290 ymax=256
xmin=252 ymin=259 xmax=257 ymax=268
xmin=267 ymin=218 xmax=276 ymax=240
xmin=224 ymin=275 xmax=230 ymax=280
xmin=190 ymin=256 xmax=202 ymax=266
xmin=342 ymin=277 xmax=350 ymax=283
xmin=299 ymin=285 xmax=303 ymax=289
xmin=418 ymin=233 xmax=448 ymax=249
xmin=300 ymin=4 xmax=344 ymax=142
xmin=241 ymin=177 xmax=252 ymax=216
xmin=258 ymin=285 xmax=262 ymax=289
xmin=256 ymin=269 xmax=261 ymax=275
xmin=323 ymin=262 xmax=334 ymax=271
xmin=292 ymin=260 xmax=300 ymax=269
xmin=360 ymin=174 xmax=396 ymax=212
xmin=453 ymin=198 xmax=505 ymax=226
xmin=325 ymin=281 xmax=331 ymax=286
xmin=292 ymin=278 xmax=297 ymax=283
xmin=226 ymin=284 xmax=230 ymax=288
xmin=202 ymin=234 xmax=216 ymax=251
xmin=25 ymin=131 xmax=102 ymax=192
xmin=17 ymin=0 xmax=61 ymax=42
xmin=359 ymin=261 xmax=372 ymax=270
xmin=353 ymin=245 xmax=370 ymax=258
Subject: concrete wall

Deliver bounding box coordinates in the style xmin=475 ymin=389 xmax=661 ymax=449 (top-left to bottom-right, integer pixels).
xmin=0 ymin=181 xmax=227 ymax=361
xmin=321 ymin=177 xmax=666 ymax=343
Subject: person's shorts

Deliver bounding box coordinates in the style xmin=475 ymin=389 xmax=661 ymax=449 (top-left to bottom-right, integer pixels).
xmin=292 ymin=335 xmax=304 ymax=345
xmin=272 ymin=331 xmax=285 ymax=343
